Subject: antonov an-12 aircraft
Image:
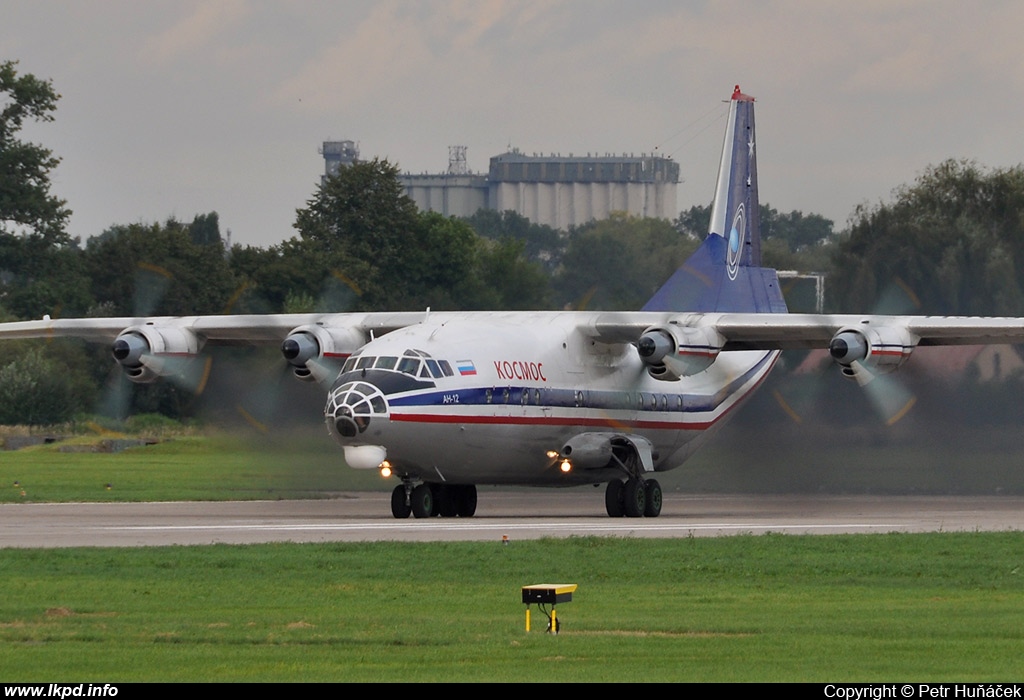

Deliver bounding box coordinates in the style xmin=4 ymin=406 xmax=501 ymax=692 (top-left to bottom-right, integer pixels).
xmin=5 ymin=86 xmax=1024 ymax=519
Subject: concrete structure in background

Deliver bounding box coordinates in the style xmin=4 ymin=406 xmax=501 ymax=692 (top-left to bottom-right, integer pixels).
xmin=402 ymin=146 xmax=489 ymax=219
xmin=485 ymin=150 xmax=679 ymax=230
xmin=320 ymin=140 xmax=359 ymax=184
xmin=322 ymin=141 xmax=681 ymax=230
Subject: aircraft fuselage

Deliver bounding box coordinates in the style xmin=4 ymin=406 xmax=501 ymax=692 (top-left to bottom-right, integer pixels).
xmin=324 ymin=313 xmax=778 ymax=486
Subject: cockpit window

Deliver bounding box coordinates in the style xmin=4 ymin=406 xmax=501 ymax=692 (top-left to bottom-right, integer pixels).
xmin=340 ymin=348 xmax=451 ymax=379
xmin=375 ymin=356 xmax=398 ymax=370
xmin=397 ymin=357 xmax=420 ymax=375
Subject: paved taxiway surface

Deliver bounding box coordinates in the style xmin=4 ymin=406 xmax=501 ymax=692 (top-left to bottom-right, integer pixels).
xmin=1 ymin=492 xmax=1022 ymax=548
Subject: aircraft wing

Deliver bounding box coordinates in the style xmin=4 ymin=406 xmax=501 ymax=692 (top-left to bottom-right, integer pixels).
xmin=589 ymin=312 xmax=1024 ymax=349
xmin=8 ymin=310 xmax=1023 ymax=350
xmin=705 ymin=313 xmax=1024 ymax=350
xmin=587 ymin=311 xmax=1024 ymax=380
xmin=4 ymin=310 xmax=1024 ymax=385
xmin=6 ymin=310 xmax=1024 ymax=346
xmin=0 ymin=312 xmax=432 ymax=345
xmin=0 ymin=311 xmax=436 ymax=383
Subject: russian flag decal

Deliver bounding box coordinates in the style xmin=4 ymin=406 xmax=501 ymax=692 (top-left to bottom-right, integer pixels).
xmin=457 ymin=359 xmax=477 ymax=376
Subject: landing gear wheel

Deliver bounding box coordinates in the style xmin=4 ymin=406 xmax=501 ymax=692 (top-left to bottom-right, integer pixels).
xmin=455 ymin=485 xmax=477 ymax=517
xmin=433 ymin=484 xmax=458 ymax=517
xmin=411 ymin=484 xmax=433 ymax=518
xmin=391 ymin=484 xmax=411 ymax=519
xmin=623 ymin=478 xmax=646 ymax=518
xmin=605 ymin=479 xmax=625 ymax=517
xmin=644 ymin=479 xmax=662 ymax=517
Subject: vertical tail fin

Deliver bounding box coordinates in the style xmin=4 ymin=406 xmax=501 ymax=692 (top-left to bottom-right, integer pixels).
xmin=710 ymin=85 xmax=762 ymax=273
xmin=643 ymin=86 xmax=787 ymax=314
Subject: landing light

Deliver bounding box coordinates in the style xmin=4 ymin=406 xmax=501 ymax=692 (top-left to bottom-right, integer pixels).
xmin=379 ymin=461 xmax=393 ymax=478
xmin=545 ymin=450 xmax=560 ymax=459
xmin=559 ymin=459 xmax=573 ymax=474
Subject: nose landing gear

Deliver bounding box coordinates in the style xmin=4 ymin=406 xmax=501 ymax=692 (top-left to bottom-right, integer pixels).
xmin=391 ymin=482 xmax=478 ymax=519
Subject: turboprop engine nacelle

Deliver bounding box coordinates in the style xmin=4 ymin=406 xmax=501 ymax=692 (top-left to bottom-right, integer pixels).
xmin=637 ymin=325 xmax=724 ymax=381
xmin=111 ymin=324 xmax=200 ymax=383
xmin=281 ymin=324 xmax=366 ymax=381
xmin=828 ymin=325 xmax=916 ymax=379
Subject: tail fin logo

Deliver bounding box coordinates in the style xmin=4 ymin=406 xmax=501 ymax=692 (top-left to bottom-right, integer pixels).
xmin=727 ymin=203 xmax=746 ymax=280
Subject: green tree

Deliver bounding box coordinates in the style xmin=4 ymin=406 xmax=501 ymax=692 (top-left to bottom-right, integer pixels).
xmin=760 ymin=206 xmax=834 ymax=252
xmin=230 ymin=238 xmax=364 ymax=314
xmin=0 ymin=347 xmax=76 ymax=425
xmin=228 ymin=239 xmax=344 ymax=313
xmin=0 ymin=332 xmax=100 ymax=426
xmin=555 ymin=214 xmax=700 ymax=310
xmin=84 ymin=217 xmax=240 ymax=316
xmin=292 ymin=160 xmax=553 ymax=312
xmin=831 ymin=160 xmax=1024 ymax=314
xmin=470 ymin=237 xmax=551 ymax=310
xmin=188 ymin=212 xmax=222 ymax=247
xmin=674 ymin=202 xmax=833 ymax=258
xmin=293 ymin=158 xmax=420 ymax=308
xmin=0 ymin=232 xmax=93 ymax=319
xmin=395 ymin=212 xmax=479 ymax=310
xmin=0 ymin=61 xmax=87 ymax=321
xmin=674 ymin=204 xmax=711 ymax=240
xmin=0 ymin=61 xmax=70 ymax=244
xmin=463 ymin=209 xmax=563 ymax=272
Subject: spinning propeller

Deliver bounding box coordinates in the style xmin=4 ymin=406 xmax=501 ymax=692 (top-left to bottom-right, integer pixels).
xmin=230 ymin=269 xmax=364 ymax=432
xmin=772 ymin=276 xmax=922 ymax=426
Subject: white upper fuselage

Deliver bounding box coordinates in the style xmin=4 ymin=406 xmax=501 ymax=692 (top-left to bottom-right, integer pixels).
xmin=323 ymin=312 xmax=777 ymax=485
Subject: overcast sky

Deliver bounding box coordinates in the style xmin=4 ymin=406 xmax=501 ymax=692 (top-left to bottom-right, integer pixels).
xmin=3 ymin=1 xmax=1023 ymax=248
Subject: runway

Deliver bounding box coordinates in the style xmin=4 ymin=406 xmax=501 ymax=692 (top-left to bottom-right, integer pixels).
xmin=1 ymin=492 xmax=1022 ymax=548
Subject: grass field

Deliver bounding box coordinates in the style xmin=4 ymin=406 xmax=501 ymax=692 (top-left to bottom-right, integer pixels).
xmin=0 ymin=534 xmax=1022 ymax=682
xmin=4 ymin=419 xmax=1024 ymax=503
xmin=0 ymin=430 xmax=385 ymax=503
xmin=2 ymin=426 xmax=1023 ymax=681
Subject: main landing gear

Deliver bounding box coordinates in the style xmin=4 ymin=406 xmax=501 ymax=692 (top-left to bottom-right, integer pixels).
xmin=391 ymin=482 xmax=477 ymax=519
xmin=605 ymin=477 xmax=662 ymax=518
